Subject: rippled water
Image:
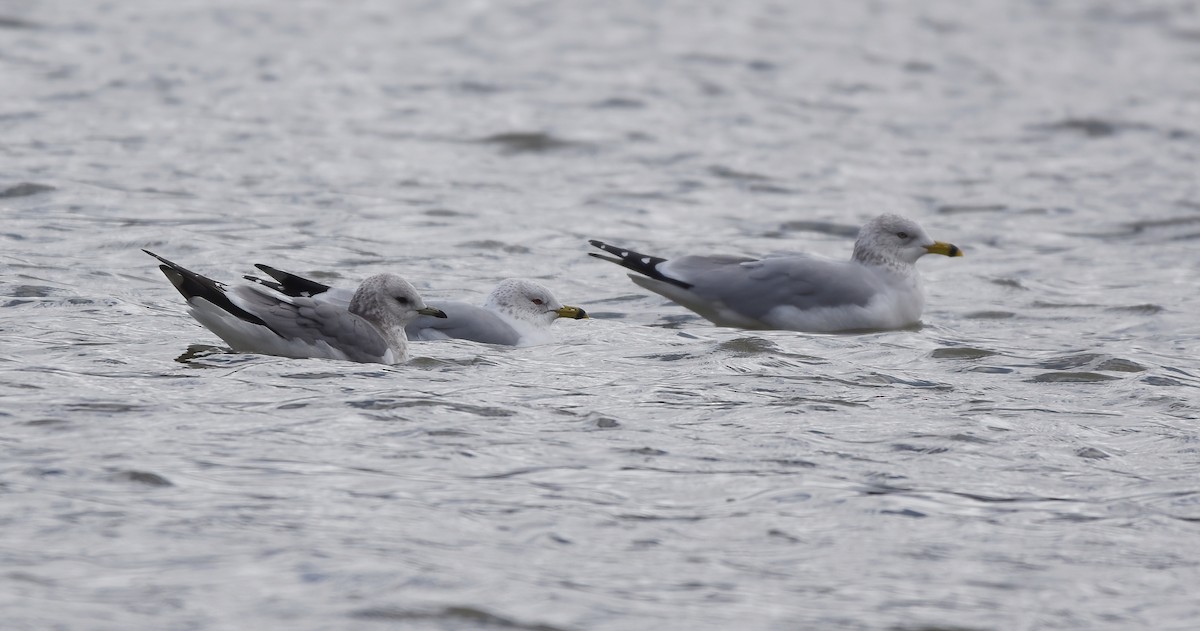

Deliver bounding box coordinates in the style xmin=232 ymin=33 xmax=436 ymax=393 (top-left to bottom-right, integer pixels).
xmin=3 ymin=1 xmax=1200 ymax=629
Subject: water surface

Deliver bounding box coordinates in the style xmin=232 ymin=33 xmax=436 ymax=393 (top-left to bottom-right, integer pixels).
xmin=2 ymin=1 xmax=1199 ymax=629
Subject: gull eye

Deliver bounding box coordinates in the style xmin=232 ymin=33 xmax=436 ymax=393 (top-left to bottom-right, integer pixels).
xmin=395 ymin=296 xmax=410 ymax=306
xmin=896 ymin=231 xmax=909 ymax=239
xmin=531 ymin=298 xmax=544 ymax=305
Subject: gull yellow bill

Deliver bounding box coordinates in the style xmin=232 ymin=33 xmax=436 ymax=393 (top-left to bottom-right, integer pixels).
xmin=925 ymin=241 xmax=963 ymax=257
xmin=555 ymin=305 xmax=588 ymax=320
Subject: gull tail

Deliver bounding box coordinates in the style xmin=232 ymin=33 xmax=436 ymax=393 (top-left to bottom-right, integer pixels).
xmin=587 ymin=240 xmax=693 ymax=289
xmin=143 ymin=250 xmax=268 ymax=327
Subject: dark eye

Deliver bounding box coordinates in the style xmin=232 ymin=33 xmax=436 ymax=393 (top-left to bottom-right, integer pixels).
xmin=395 ymin=296 xmax=410 ymax=306
xmin=531 ymin=298 xmax=544 ymax=305
xmin=896 ymin=231 xmax=909 ymax=239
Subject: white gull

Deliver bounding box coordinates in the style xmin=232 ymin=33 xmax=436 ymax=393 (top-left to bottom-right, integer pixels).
xmin=243 ymin=268 xmax=587 ymax=347
xmin=588 ymin=213 xmax=963 ymax=332
xmin=145 ymin=251 xmax=446 ymax=364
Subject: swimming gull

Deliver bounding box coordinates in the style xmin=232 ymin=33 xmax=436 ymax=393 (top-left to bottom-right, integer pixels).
xmin=588 ymin=213 xmax=963 ymax=332
xmin=244 ymin=268 xmax=587 ymax=346
xmin=144 ymin=251 xmax=446 ymax=363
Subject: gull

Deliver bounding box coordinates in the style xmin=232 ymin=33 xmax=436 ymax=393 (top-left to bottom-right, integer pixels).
xmin=244 ymin=266 xmax=587 ymax=346
xmin=144 ymin=251 xmax=446 ymax=364
xmin=588 ymin=213 xmax=963 ymax=332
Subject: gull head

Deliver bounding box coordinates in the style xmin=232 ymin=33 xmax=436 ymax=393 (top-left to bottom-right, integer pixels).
xmin=350 ymin=274 xmax=447 ymax=331
xmin=853 ymin=214 xmax=963 ymax=267
xmin=483 ymin=279 xmax=588 ymax=326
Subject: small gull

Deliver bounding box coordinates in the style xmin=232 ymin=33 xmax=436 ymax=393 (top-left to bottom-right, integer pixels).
xmin=144 ymin=251 xmax=446 ymax=364
xmin=245 ymin=267 xmax=588 ymax=346
xmin=588 ymin=213 xmax=963 ymax=332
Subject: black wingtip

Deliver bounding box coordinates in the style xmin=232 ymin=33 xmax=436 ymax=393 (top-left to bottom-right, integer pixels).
xmin=587 ymin=252 xmax=622 ymax=265
xmin=586 ymin=239 xmax=692 ymax=290
xmin=143 ymin=249 xmax=171 ymax=266
xmin=244 ymin=275 xmax=285 ymax=293
xmin=145 ymin=252 xmax=270 ymax=328
xmin=251 ymin=264 xmax=331 ymax=297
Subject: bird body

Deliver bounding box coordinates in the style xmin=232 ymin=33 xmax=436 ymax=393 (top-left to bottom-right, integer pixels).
xmin=406 ymin=301 xmax=524 ymax=345
xmin=244 ymin=268 xmax=586 ymax=346
xmin=145 ymin=251 xmax=444 ymax=363
xmin=589 ymin=214 xmax=962 ymax=332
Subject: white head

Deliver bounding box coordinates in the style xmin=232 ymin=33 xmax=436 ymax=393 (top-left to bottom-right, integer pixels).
xmin=852 ymin=214 xmax=963 ymax=266
xmin=482 ymin=279 xmax=588 ymax=326
xmin=350 ymin=274 xmax=446 ymax=344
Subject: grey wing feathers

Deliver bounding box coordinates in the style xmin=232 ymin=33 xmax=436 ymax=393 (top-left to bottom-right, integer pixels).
xmin=231 ymin=286 xmax=388 ymax=361
xmin=759 ymin=258 xmax=877 ymax=312
xmin=404 ymin=302 xmax=521 ymax=345
xmin=671 ymin=256 xmax=879 ymax=320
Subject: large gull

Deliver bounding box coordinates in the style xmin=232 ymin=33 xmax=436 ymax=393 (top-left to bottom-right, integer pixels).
xmin=588 ymin=213 xmax=963 ymax=332
xmin=244 ymin=267 xmax=587 ymax=346
xmin=144 ymin=251 xmax=446 ymax=364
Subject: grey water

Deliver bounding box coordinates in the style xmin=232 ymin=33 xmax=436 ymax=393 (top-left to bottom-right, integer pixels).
xmin=3 ymin=1 xmax=1200 ymax=629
